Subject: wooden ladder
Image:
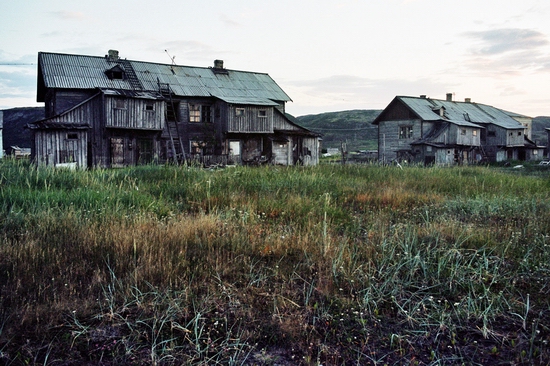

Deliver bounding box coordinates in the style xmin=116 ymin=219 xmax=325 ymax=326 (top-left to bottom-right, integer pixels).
xmin=158 ymin=80 xmax=186 ymax=164
xmin=120 ymin=60 xmax=143 ymax=90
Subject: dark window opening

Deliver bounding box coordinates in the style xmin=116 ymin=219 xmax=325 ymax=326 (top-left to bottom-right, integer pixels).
xmin=67 ymin=133 xmax=78 ymax=140
xmin=258 ymin=110 xmax=267 ymax=118
xmin=201 ymin=105 xmax=212 ymax=123
xmin=145 ymin=104 xmax=154 ymax=111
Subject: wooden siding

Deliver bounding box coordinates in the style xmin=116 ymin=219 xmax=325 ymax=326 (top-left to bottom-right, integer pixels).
xmin=377 ymin=119 xmax=422 ymax=162
xmin=105 ymin=97 xmax=164 ymax=130
xmin=273 ymin=112 xmax=301 ymax=131
xmin=34 ymin=130 xmax=87 ymax=168
xmin=227 ymin=106 xmax=273 ymax=133
xmin=301 ymin=136 xmax=319 ymax=166
xmin=272 ymin=141 xmax=290 ymax=165
xmin=454 ymin=126 xmax=481 ymax=146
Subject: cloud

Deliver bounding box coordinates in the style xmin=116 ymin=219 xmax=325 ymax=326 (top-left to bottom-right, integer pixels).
xmin=219 ymin=14 xmax=242 ymax=28
xmin=50 ymin=11 xmax=86 ymax=20
xmin=464 ymin=28 xmax=548 ymax=55
xmin=459 ymin=28 xmax=550 ymax=76
xmin=284 ymin=74 xmax=449 ymax=115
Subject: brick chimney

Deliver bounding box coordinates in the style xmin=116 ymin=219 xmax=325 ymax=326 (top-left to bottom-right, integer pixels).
xmin=446 ymin=93 xmax=453 ymax=102
xmin=107 ymin=50 xmax=120 ymax=61
xmin=214 ymin=59 xmax=224 ymax=69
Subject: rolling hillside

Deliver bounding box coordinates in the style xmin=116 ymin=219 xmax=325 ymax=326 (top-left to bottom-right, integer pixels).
xmin=2 ymin=107 xmax=44 ymax=151
xmin=295 ymin=109 xmax=381 ymax=151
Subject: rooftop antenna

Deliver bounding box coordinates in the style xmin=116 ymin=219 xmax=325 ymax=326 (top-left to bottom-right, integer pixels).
xmin=165 ymin=50 xmax=176 ymax=65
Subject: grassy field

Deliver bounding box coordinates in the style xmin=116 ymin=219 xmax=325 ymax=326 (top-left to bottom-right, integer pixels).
xmin=1 ymin=159 xmax=550 ymax=365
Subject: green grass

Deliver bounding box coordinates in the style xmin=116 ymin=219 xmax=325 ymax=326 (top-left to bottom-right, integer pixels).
xmin=1 ymin=158 xmax=550 ymax=364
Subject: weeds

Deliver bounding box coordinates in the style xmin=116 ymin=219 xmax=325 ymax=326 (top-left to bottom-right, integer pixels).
xmin=1 ymin=160 xmax=550 ymax=364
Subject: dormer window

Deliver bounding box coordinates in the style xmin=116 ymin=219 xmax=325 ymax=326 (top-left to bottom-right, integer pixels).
xmin=105 ymin=65 xmax=125 ymax=80
xmin=432 ymin=106 xmax=446 ymax=118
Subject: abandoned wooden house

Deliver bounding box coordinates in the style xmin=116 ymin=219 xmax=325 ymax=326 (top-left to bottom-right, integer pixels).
xmin=29 ymin=50 xmax=320 ymax=168
xmin=373 ymin=94 xmax=544 ymax=165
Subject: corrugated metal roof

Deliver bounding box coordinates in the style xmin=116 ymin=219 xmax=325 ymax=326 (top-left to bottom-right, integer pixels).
xmin=398 ymin=96 xmax=523 ymax=129
xmin=38 ymin=52 xmax=291 ymax=103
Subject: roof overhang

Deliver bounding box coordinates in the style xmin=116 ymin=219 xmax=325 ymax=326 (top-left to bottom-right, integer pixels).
xmin=213 ymin=95 xmax=279 ymax=106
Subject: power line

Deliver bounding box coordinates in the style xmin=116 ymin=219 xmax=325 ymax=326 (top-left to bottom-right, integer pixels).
xmin=312 ymin=126 xmax=375 ymax=132
xmin=0 ymin=63 xmax=34 ymax=66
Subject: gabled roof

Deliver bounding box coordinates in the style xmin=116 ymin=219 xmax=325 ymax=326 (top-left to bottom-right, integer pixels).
xmin=37 ymin=52 xmax=292 ymax=104
xmin=373 ymin=96 xmax=525 ymax=130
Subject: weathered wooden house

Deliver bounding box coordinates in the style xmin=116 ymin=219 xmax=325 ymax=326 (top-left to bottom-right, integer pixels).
xmin=29 ymin=50 xmax=320 ymax=168
xmin=373 ymin=94 xmax=544 ymax=165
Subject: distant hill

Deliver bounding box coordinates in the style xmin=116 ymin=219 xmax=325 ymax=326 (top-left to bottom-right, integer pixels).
xmin=2 ymin=107 xmax=44 ymax=152
xmin=296 ymin=111 xmax=550 ymax=151
xmin=532 ymin=116 xmax=550 ymax=146
xmin=295 ymin=110 xmax=382 ymax=151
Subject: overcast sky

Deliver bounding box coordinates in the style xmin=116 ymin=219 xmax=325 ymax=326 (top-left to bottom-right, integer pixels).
xmin=1 ymin=0 xmax=550 ymax=117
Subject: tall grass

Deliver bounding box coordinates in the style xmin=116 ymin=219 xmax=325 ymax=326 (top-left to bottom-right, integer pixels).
xmin=1 ymin=159 xmax=550 ymax=364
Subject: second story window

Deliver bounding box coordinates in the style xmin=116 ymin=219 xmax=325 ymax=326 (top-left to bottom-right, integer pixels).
xmin=189 ymin=104 xmax=212 ymax=123
xmin=399 ymin=126 xmax=413 ymax=139
xmin=189 ymin=104 xmax=200 ymax=123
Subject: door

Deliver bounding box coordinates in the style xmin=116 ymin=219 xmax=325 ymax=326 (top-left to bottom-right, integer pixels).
xmin=110 ymin=138 xmax=125 ymax=167
xmin=229 ymin=140 xmax=241 ymax=163
xmin=137 ymin=139 xmax=154 ymax=165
